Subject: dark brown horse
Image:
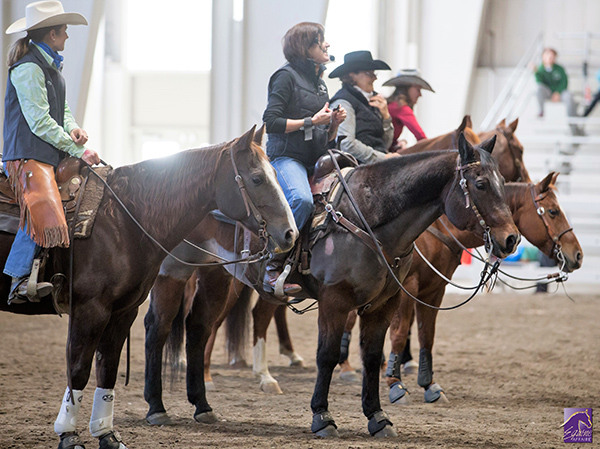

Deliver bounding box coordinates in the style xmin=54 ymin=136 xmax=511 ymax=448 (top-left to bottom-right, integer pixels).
xmin=223 ymin=117 xmax=533 ymax=392
xmin=384 ymin=172 xmax=583 ymax=405
xmin=0 ymin=127 xmax=297 ymax=448
xmin=145 ymin=134 xmax=520 ymax=437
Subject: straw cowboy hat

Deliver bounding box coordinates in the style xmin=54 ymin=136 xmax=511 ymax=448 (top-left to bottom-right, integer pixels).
xmin=383 ymin=69 xmax=435 ymax=92
xmin=6 ymin=1 xmax=88 ymax=35
xmin=329 ymin=51 xmax=391 ymax=79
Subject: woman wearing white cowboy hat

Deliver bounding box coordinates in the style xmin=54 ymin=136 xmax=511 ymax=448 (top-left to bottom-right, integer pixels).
xmin=383 ymin=69 xmax=435 ymax=151
xmin=4 ymin=3 xmax=106 ymax=447
xmin=329 ymin=50 xmax=399 ymax=164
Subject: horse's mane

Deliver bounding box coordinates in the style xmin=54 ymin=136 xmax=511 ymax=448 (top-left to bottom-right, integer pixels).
xmin=350 ymin=148 xmax=498 ymax=227
xmin=104 ymin=140 xmax=266 ymax=236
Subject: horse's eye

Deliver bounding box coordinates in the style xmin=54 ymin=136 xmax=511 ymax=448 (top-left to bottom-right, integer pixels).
xmin=475 ymin=179 xmax=487 ymax=190
xmin=251 ymin=176 xmax=263 ymax=186
xmin=548 ymin=208 xmax=560 ymax=217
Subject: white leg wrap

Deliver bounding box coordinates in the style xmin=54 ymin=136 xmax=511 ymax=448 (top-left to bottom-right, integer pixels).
xmin=54 ymin=388 xmax=84 ymax=435
xmin=89 ymin=388 xmax=115 ymax=437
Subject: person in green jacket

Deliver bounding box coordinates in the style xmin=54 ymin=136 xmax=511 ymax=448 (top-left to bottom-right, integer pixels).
xmin=535 ymin=48 xmax=578 ymax=129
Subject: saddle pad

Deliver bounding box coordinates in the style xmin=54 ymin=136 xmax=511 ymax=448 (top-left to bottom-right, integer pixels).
xmin=310 ymin=166 xmax=354 ymax=234
xmin=68 ymin=166 xmax=112 ymax=239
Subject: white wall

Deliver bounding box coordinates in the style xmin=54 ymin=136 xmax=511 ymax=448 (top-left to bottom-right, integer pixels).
xmin=416 ymin=0 xmax=487 ymax=137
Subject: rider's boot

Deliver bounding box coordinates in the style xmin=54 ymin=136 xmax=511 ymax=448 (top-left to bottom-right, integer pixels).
xmin=7 ymin=266 xmax=53 ymax=305
xmin=263 ymin=252 xmax=301 ymax=296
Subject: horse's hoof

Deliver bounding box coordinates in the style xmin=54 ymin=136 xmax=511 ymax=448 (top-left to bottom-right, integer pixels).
xmin=146 ymin=412 xmax=173 ymax=426
xmin=98 ymin=430 xmax=128 ymax=449
xmin=205 ymin=380 xmax=216 ymax=392
xmin=368 ymin=411 xmax=394 ymax=437
xmin=314 ymin=425 xmax=339 ymax=438
xmin=58 ymin=432 xmax=85 ymax=449
xmin=229 ymin=358 xmax=248 ymax=369
xmin=260 ymin=379 xmax=283 ymax=394
xmin=312 ymin=411 xmax=338 ymax=437
xmin=373 ymin=425 xmax=398 ymax=438
xmin=194 ymin=411 xmax=219 ymax=424
xmin=402 ymin=360 xmax=418 ymax=375
xmin=289 ymin=356 xmax=305 ymax=367
xmin=389 ymin=381 xmax=410 ymax=404
xmin=339 ymin=370 xmax=361 ymax=382
xmin=424 ymin=383 xmax=448 ymax=404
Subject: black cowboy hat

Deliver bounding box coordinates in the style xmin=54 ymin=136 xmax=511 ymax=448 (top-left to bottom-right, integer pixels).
xmin=382 ymin=69 xmax=435 ymax=92
xmin=328 ymin=50 xmax=391 ymax=79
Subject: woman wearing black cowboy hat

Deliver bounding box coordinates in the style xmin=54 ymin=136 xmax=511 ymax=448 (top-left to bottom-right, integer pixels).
xmin=329 ymin=51 xmax=399 ymax=164
xmin=383 ymin=69 xmax=435 ymax=151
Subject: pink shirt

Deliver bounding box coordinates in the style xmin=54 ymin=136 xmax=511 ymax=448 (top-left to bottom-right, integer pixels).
xmin=388 ymin=102 xmax=427 ymax=146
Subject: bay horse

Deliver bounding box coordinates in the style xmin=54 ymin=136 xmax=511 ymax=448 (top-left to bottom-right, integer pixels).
xmin=384 ymin=171 xmax=583 ymax=405
xmin=145 ymin=134 xmax=520 ymax=437
xmin=0 ymin=126 xmax=297 ymax=449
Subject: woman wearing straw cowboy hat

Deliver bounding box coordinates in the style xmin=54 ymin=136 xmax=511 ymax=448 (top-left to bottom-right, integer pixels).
xmin=3 ymin=0 xmax=101 ymax=311
xmin=329 ymin=50 xmax=399 ymax=164
xmin=383 ymin=69 xmax=435 ymax=151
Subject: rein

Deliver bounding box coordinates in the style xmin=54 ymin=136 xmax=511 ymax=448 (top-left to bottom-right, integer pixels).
xmin=81 ymin=151 xmax=271 ymax=268
xmin=326 ymin=149 xmax=500 ymax=312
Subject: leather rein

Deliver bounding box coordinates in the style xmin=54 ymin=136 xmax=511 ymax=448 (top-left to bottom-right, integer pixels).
xmin=84 ymin=149 xmax=271 ymax=269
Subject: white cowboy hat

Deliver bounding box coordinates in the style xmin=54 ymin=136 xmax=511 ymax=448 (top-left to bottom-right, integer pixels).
xmin=6 ymin=1 xmax=88 ymax=35
xmin=383 ymin=69 xmax=435 ymax=92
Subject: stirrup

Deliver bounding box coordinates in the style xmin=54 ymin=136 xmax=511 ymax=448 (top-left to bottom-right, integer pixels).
xmin=273 ymin=264 xmax=292 ymax=297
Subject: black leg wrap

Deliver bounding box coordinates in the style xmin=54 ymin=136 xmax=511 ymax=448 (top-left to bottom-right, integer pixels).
xmin=338 ymin=331 xmax=351 ymax=364
xmin=418 ymin=347 xmax=433 ymax=388
xmin=385 ymin=352 xmax=402 ymax=379
xmin=98 ymin=431 xmax=125 ymax=449
xmin=367 ymin=411 xmax=393 ymax=436
xmin=400 ymin=334 xmax=413 ymax=364
xmin=311 ymin=411 xmax=337 ymax=433
xmin=58 ymin=432 xmax=85 ymax=449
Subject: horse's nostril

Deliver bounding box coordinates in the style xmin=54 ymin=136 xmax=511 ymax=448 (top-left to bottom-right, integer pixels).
xmin=505 ymin=234 xmax=518 ymax=252
xmin=576 ymin=251 xmax=583 ymax=262
xmin=285 ymin=229 xmax=295 ymax=243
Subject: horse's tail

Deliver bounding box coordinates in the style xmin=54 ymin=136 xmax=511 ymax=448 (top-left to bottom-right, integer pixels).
xmin=225 ymin=282 xmax=254 ymax=365
xmin=164 ymin=290 xmax=187 ymax=390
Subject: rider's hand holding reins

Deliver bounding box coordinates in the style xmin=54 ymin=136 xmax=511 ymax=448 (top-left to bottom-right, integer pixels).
xmin=82 ymin=149 xmax=101 ymax=166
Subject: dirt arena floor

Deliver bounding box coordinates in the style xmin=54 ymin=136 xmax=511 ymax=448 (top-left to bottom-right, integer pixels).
xmin=1 ymin=288 xmax=599 ymax=449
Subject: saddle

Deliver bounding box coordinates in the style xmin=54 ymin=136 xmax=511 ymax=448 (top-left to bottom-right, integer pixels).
xmin=0 ymin=157 xmax=112 ymax=239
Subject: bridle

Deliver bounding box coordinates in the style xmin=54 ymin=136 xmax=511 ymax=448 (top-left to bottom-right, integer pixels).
xmin=455 ymin=158 xmax=493 ymax=254
xmin=230 ymin=148 xmax=270 ymax=244
xmin=530 ymin=184 xmax=573 ymax=264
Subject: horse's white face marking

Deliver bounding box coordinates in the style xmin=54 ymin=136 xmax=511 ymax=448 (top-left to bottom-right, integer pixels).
xmin=325 ymin=236 xmax=334 ymax=256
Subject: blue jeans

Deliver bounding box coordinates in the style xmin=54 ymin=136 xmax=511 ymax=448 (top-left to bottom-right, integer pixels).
xmin=271 ymin=157 xmax=314 ymax=230
xmin=2 ymin=162 xmax=39 ymax=278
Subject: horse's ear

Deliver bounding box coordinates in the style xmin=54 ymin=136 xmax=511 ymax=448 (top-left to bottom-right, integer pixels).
xmin=254 ymin=124 xmax=266 ymax=145
xmin=508 ymin=117 xmax=519 ymax=133
xmin=235 ymin=125 xmax=257 ymax=152
xmin=536 ymin=171 xmax=557 ymax=194
xmin=465 ymin=115 xmax=473 ymax=129
xmin=458 ymin=132 xmax=476 ymax=162
xmin=478 ymin=134 xmax=497 ymax=154
xmin=497 ymin=118 xmax=506 ymax=128
xmin=457 ymin=115 xmax=469 ymax=133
